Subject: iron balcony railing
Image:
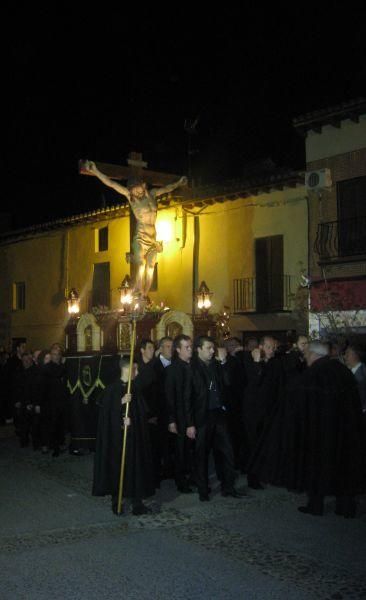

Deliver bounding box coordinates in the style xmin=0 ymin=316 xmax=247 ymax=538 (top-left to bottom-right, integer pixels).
xmin=315 ymin=216 xmax=366 ymax=259
xmin=233 ymin=275 xmax=296 ymax=313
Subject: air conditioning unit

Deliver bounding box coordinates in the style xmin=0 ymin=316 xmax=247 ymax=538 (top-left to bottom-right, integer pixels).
xmin=305 ymin=168 xmax=332 ymax=191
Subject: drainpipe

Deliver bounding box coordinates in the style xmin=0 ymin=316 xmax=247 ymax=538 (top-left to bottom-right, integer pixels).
xmin=65 ymin=230 xmax=70 ymax=297
xmin=192 ymin=216 xmax=200 ymax=315
xmin=303 ymin=194 xmax=311 ymax=336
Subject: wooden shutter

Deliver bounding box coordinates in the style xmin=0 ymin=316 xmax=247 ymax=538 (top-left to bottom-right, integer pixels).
xmin=338 ymin=176 xmax=366 ymax=220
xmin=98 ymin=227 xmax=109 ymax=252
xmin=92 ymin=262 xmax=110 ymax=307
xmin=255 ymin=236 xmax=283 ymax=312
xmin=338 ymin=177 xmax=366 ymax=256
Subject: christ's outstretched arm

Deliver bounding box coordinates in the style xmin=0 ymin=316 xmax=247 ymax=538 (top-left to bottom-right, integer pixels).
xmin=85 ymin=161 xmax=130 ymax=200
xmin=154 ymin=176 xmax=188 ymax=198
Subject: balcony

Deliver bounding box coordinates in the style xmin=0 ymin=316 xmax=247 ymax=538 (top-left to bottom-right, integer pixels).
xmin=315 ymin=217 xmax=366 ymax=261
xmin=233 ymin=275 xmax=296 ymax=314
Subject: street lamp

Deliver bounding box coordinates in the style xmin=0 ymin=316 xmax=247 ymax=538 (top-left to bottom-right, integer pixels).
xmin=156 ymin=219 xmax=173 ymax=244
xmin=196 ymin=280 xmax=213 ymax=314
xmin=67 ymin=288 xmax=80 ymax=315
xmin=119 ymin=274 xmax=133 ymax=308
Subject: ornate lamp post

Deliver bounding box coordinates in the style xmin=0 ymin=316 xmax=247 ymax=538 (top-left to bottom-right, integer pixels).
xmin=196 ymin=280 xmax=213 ymax=315
xmin=117 ymin=299 xmax=144 ymax=515
xmin=67 ymin=288 xmax=80 ymax=315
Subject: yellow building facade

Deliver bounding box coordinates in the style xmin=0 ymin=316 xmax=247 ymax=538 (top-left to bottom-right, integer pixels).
xmin=293 ymin=98 xmax=366 ymax=336
xmin=0 ymin=173 xmax=308 ymax=350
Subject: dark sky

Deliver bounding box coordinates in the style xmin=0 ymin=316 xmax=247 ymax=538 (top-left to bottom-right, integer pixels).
xmin=2 ymin=6 xmax=366 ymax=229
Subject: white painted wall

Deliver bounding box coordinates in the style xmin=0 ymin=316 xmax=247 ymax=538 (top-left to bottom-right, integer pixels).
xmin=306 ymin=115 xmax=366 ymax=162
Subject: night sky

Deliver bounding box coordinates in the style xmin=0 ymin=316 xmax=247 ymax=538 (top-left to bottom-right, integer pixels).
xmin=2 ymin=7 xmax=366 ymax=229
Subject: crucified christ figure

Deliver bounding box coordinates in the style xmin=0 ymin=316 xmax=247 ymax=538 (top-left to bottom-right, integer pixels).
xmin=84 ymin=161 xmax=188 ymax=297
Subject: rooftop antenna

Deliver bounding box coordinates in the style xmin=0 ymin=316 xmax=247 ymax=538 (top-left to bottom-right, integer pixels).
xmin=184 ymin=115 xmax=200 ymax=187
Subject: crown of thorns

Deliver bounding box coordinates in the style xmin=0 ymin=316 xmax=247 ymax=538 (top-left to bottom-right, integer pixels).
xmin=127 ymin=177 xmax=144 ymax=189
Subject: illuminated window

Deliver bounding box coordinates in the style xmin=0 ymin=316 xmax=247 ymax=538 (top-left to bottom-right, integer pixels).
xmin=95 ymin=226 xmax=109 ymax=252
xmin=13 ymin=282 xmax=26 ymax=310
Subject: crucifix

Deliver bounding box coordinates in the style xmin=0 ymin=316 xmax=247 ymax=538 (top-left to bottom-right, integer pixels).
xmin=79 ymin=153 xmax=188 ymax=298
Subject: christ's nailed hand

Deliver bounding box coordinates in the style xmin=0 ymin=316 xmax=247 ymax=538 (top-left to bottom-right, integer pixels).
xmin=122 ymin=393 xmax=132 ymax=405
xmin=186 ymin=426 xmax=196 ymax=440
xmin=84 ymin=160 xmax=96 ymax=173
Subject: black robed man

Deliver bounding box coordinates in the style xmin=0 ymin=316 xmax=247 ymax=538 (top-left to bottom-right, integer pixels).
xmin=92 ymin=357 xmax=155 ymax=516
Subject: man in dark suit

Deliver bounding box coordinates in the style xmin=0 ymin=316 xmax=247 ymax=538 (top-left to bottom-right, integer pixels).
xmin=242 ymin=336 xmax=280 ymax=489
xmin=6 ymin=340 xmax=26 ymax=423
xmin=344 ymin=343 xmax=366 ymax=415
xmin=152 ymin=336 xmax=174 ymax=479
xmin=137 ymin=338 xmax=161 ymax=486
xmin=187 ymin=336 xmax=246 ymax=501
xmin=165 ymin=335 xmax=194 ymax=493
xmin=223 ymin=337 xmax=248 ymax=471
xmin=13 ymin=352 xmax=37 ymax=447
xmin=42 ymin=345 xmax=70 ymax=457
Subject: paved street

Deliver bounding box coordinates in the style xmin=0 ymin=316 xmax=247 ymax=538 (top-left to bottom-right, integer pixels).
xmin=1 ymin=425 xmax=366 ymax=600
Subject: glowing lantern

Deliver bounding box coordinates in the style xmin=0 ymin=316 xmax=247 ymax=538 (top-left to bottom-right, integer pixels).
xmin=119 ymin=275 xmax=133 ymax=306
xmin=196 ymin=281 xmax=212 ymax=313
xmin=156 ymin=219 xmax=173 ymax=243
xmin=67 ymin=288 xmax=80 ymax=315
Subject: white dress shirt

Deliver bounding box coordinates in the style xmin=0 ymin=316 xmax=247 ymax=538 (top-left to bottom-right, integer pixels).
xmin=160 ymin=355 xmax=171 ymax=368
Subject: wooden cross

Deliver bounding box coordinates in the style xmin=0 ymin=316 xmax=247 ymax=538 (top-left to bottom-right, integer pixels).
xmin=79 ymin=152 xmax=184 ymax=289
xmin=79 ymin=151 xmax=181 ymax=187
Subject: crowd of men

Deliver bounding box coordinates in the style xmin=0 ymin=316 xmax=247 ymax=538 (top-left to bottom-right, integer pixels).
xmin=0 ymin=342 xmax=69 ymax=456
xmin=1 ymin=332 xmax=366 ymax=518
xmin=92 ymin=333 xmax=366 ymax=517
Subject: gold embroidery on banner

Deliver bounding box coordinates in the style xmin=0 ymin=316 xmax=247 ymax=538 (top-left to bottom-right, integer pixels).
xmin=67 ymin=356 xmax=106 ymax=401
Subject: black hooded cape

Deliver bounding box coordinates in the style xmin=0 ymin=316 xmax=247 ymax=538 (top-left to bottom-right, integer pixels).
xmin=250 ymin=356 xmax=366 ymax=496
xmin=247 ymin=353 xmax=304 ymax=485
xmin=92 ymin=378 xmax=155 ymax=500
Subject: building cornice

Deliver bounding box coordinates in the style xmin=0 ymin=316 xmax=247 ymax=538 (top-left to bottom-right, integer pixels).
xmin=0 ymin=170 xmax=304 ymax=244
xmin=293 ymin=97 xmax=366 ymax=134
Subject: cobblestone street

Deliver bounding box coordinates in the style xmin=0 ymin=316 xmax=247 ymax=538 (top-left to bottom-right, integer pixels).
xmin=1 ymin=426 xmax=366 ymax=600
